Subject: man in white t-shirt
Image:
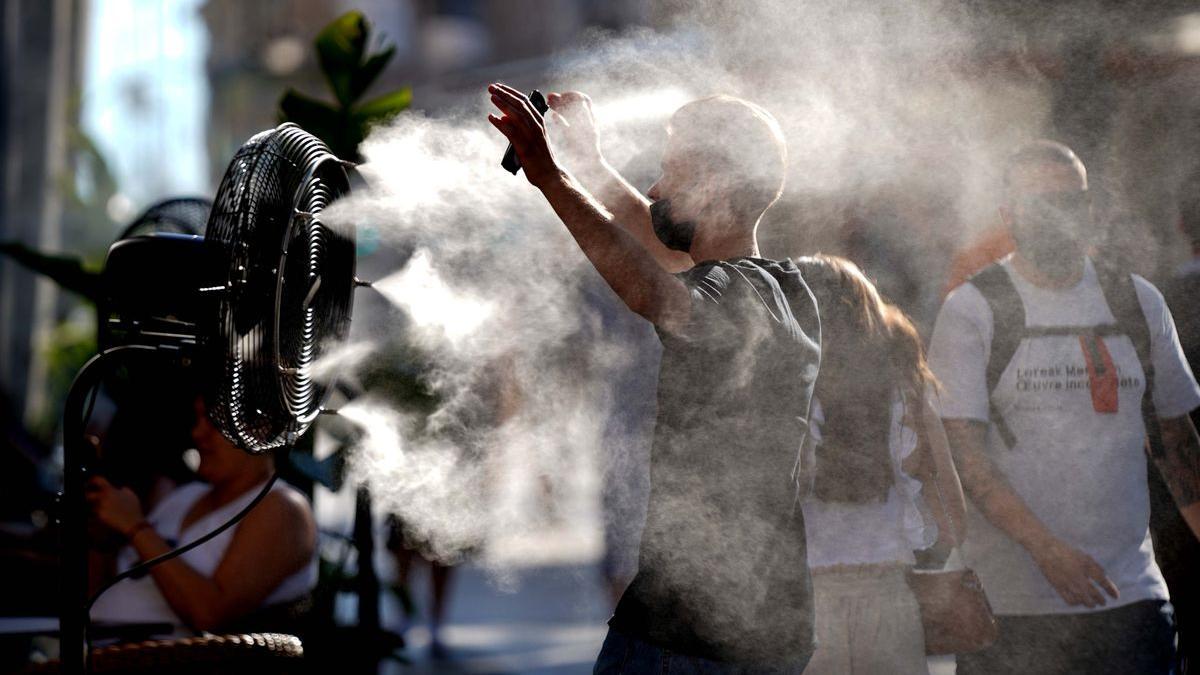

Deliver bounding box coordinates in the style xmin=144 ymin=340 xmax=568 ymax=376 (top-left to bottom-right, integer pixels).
xmin=928 ymin=140 xmax=1200 ymax=674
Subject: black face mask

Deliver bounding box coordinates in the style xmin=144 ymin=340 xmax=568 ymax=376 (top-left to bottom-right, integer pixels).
xmin=650 ymin=199 xmax=696 ymax=253
xmin=1011 ymin=191 xmax=1091 ymax=270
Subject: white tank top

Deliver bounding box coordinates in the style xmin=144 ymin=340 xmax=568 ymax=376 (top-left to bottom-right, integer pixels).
xmin=802 ymin=391 xmax=938 ymax=567
xmin=90 ymin=481 xmax=317 ymax=630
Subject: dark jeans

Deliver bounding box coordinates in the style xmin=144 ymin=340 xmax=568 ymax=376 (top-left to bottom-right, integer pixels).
xmin=593 ymin=629 xmax=810 ymax=675
xmin=956 ymin=600 xmax=1176 ymax=675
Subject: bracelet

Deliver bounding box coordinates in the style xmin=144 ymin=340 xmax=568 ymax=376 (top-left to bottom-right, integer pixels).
xmin=123 ymin=520 xmax=154 ymax=542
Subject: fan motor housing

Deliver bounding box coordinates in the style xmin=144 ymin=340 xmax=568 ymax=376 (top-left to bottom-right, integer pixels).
xmin=101 ymin=233 xmax=220 ymax=351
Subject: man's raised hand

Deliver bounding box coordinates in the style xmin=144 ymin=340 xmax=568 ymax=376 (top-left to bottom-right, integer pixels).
xmin=488 ymin=83 xmax=560 ymax=188
xmin=545 ymin=91 xmax=604 ymax=170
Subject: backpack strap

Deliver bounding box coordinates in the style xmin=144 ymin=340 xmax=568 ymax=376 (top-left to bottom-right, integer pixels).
xmin=1021 ymin=324 xmax=1122 ymax=337
xmin=967 ymin=263 xmax=1023 ymax=449
xmin=1095 ymin=266 xmax=1166 ymax=459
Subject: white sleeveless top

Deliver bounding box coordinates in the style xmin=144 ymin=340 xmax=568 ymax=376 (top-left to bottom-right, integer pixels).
xmin=802 ymin=392 xmax=938 ymax=567
xmin=90 ymin=481 xmax=317 ymax=630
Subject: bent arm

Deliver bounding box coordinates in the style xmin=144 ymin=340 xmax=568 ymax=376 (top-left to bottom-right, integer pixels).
xmin=944 ymin=417 xmax=1119 ymax=606
xmin=488 ymin=84 xmax=691 ymax=331
xmin=942 ymin=418 xmax=1054 ymax=551
xmin=1153 ymin=414 xmax=1200 ymax=541
xmin=128 ymin=491 xmax=316 ymax=631
xmin=538 ymin=171 xmax=692 ymax=331
xmin=544 ymin=91 xmax=693 ymax=274
xmin=570 ymin=159 xmax=694 ymax=273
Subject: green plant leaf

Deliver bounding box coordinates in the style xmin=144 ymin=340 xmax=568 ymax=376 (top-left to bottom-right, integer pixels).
xmin=349 ymin=45 xmax=396 ymax=103
xmin=279 ymin=89 xmax=341 ymax=127
xmin=352 ymin=87 xmax=412 ymax=125
xmin=279 ymin=88 xmax=357 ymax=155
xmin=283 ymin=12 xmax=411 ymax=161
xmin=315 ymin=11 xmax=368 ymax=107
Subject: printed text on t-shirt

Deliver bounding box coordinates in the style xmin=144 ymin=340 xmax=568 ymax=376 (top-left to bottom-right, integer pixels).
xmin=1014 ymin=363 xmax=1141 ymax=392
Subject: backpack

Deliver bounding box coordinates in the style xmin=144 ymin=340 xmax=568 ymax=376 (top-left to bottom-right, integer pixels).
xmin=967 ymin=261 xmax=1165 ymax=458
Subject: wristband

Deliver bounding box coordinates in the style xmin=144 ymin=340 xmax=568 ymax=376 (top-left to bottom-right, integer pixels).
xmin=123 ymin=520 xmax=154 ymax=542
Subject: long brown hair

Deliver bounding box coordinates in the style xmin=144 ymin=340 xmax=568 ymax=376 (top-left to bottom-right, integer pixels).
xmin=802 ymin=254 xmax=936 ymax=503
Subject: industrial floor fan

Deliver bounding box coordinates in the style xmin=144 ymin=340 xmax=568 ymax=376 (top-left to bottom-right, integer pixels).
xmin=60 ymin=123 xmax=356 ymax=673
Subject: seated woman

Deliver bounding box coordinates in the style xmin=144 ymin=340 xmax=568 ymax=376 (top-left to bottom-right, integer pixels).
xmin=798 ymin=255 xmax=967 ymax=674
xmin=87 ymin=396 xmax=317 ymax=634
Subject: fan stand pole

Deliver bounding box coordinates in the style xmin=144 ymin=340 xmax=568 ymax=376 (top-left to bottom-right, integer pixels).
xmin=59 ymin=345 xmax=156 ymax=675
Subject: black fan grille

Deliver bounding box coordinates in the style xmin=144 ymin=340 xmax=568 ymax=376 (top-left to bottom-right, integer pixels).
xmin=119 ymin=197 xmax=212 ymax=239
xmin=202 ymin=123 xmax=354 ymax=453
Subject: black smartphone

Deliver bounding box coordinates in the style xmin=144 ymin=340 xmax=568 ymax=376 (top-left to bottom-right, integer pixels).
xmin=501 ymin=90 xmax=550 ymax=175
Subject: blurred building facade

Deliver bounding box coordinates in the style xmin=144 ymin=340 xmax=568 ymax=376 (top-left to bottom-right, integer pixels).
xmin=0 ymin=0 xmax=86 ymax=426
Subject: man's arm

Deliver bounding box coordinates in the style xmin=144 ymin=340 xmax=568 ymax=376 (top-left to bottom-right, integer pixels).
xmin=1153 ymin=414 xmax=1200 ymax=540
xmin=573 ymin=159 xmax=694 ymax=272
xmin=944 ymin=418 xmax=1119 ymax=608
xmin=488 ymin=83 xmax=691 ymax=331
xmin=545 ymin=91 xmax=694 ymax=274
xmin=538 ymin=174 xmax=691 ymax=328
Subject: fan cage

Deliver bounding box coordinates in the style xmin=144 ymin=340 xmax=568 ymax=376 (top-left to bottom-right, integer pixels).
xmin=118 ymin=197 xmax=213 ymax=240
xmin=201 ymin=123 xmax=354 ymax=453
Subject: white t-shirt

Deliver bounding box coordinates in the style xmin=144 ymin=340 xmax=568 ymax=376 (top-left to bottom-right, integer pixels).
xmin=90 ymin=481 xmax=317 ymax=631
xmin=928 ymin=256 xmax=1200 ymax=615
xmin=803 ymin=392 xmax=938 ymax=568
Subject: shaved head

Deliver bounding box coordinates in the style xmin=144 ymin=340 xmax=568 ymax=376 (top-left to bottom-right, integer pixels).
xmin=667 ymin=95 xmax=788 ymax=216
xmin=1003 ymin=139 xmax=1087 ymax=200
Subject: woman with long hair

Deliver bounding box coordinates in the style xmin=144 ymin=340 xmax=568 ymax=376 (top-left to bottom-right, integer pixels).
xmin=799 ymin=255 xmax=967 ymax=674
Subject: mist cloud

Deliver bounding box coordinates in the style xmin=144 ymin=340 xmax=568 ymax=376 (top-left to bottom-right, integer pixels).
xmin=319 ymin=0 xmax=1104 ymax=568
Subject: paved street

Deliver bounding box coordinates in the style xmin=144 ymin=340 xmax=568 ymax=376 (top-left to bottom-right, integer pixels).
xmin=379 ymin=560 xmax=956 ymax=674
xmin=381 ymin=561 xmax=611 ymax=675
